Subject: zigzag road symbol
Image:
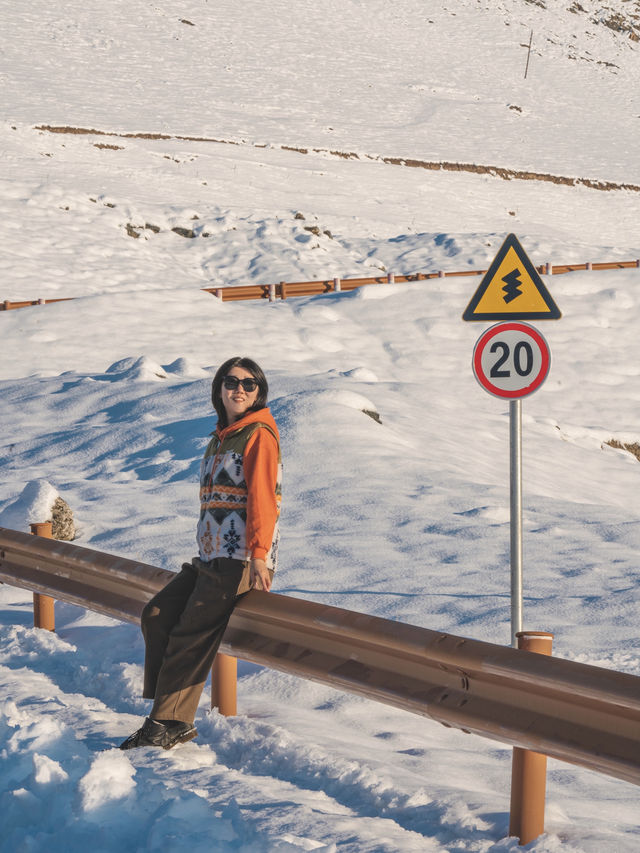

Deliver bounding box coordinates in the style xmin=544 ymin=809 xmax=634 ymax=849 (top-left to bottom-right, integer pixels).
xmin=501 ymin=269 xmax=524 ymax=304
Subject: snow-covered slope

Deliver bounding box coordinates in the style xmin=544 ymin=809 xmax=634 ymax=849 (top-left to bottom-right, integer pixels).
xmin=1 ymin=1 xmax=639 ymax=851
xmin=2 ymin=0 xmax=640 ymax=302
xmin=4 ymin=0 xmax=639 ymax=178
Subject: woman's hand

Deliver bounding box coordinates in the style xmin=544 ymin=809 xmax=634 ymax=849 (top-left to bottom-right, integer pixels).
xmin=250 ymin=558 xmax=272 ymax=592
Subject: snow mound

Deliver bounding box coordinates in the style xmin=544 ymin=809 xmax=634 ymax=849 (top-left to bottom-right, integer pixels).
xmin=32 ymin=754 xmax=69 ymax=786
xmin=342 ymin=367 xmax=379 ymax=382
xmin=105 ymin=356 xmax=168 ymax=381
xmin=78 ymin=750 xmax=136 ymax=814
xmin=0 ymin=480 xmax=59 ymax=532
xmin=163 ymin=357 xmax=210 ymax=378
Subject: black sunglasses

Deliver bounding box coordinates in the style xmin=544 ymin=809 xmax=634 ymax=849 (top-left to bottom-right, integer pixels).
xmin=223 ymin=375 xmax=259 ymax=392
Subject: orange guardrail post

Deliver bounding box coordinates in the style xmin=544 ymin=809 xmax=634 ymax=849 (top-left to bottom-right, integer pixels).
xmin=211 ymin=652 xmax=237 ymax=716
xmin=509 ymin=630 xmax=554 ymax=845
xmin=29 ymin=521 xmax=56 ymax=631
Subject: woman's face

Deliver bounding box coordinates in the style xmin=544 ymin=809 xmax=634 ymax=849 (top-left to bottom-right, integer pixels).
xmin=221 ymin=366 xmax=259 ymax=424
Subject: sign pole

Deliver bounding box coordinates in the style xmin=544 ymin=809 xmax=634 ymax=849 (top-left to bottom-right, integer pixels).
xmin=464 ymin=236 xmax=560 ymax=846
xmin=464 ymin=233 xmax=560 ymax=647
xmin=471 ymin=322 xmax=551 ymax=645
xmin=510 ymin=399 xmax=523 ymax=647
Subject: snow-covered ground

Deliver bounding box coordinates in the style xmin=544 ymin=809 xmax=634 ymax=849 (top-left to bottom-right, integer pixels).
xmin=1 ymin=1 xmax=639 ymax=850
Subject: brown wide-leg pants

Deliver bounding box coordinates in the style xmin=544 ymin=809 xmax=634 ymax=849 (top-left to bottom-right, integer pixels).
xmin=141 ymin=557 xmax=248 ymax=724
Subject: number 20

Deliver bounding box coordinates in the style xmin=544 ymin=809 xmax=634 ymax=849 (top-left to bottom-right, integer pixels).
xmin=489 ymin=340 xmax=534 ymax=378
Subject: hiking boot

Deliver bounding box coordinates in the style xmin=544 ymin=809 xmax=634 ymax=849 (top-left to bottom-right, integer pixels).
xmin=119 ymin=717 xmax=197 ymax=750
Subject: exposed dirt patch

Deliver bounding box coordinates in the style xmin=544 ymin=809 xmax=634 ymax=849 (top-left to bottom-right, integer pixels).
xmin=605 ymin=439 xmax=640 ymax=462
xmin=171 ymin=226 xmax=197 ymax=238
xmin=362 ymin=409 xmax=382 ymax=424
xmin=34 ymin=124 xmax=640 ymax=194
xmin=126 ymin=223 xmax=143 ymax=238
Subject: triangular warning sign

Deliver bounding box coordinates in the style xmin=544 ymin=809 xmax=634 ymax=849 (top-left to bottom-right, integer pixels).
xmin=462 ymin=234 xmax=561 ymax=321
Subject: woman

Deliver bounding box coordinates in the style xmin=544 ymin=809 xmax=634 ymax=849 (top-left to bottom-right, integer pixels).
xmin=120 ymin=356 xmax=281 ymax=750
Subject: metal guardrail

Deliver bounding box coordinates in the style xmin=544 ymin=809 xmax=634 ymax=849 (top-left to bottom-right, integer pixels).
xmin=1 ymin=525 xmax=638 ymax=788
xmin=2 ymin=261 xmax=639 ymax=310
xmin=1 ymin=297 xmax=75 ymax=311
xmin=202 ymin=261 xmax=640 ymax=303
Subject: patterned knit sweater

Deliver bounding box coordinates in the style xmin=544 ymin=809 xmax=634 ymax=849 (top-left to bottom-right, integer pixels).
xmin=196 ymin=407 xmax=281 ymax=569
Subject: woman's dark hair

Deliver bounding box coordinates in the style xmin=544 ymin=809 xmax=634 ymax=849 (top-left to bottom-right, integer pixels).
xmin=211 ymin=356 xmax=268 ymax=427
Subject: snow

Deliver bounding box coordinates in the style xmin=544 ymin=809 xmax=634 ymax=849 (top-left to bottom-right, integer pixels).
xmin=1 ymin=0 xmax=639 ymax=850
xmin=0 ymin=480 xmax=60 ymax=531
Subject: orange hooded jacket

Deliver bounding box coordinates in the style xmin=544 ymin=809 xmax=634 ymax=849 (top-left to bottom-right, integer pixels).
xmin=196 ymin=407 xmax=281 ymax=567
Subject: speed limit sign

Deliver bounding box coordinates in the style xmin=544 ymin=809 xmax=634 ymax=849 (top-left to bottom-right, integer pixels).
xmin=472 ymin=321 xmax=550 ymax=399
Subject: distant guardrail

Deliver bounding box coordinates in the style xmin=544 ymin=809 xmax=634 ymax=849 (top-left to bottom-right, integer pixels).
xmin=2 ymin=260 xmax=639 ymax=311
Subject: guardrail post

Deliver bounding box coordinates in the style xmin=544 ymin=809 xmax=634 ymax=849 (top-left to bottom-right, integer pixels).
xmin=268 ymin=283 xmax=276 ymax=302
xmin=438 ymin=270 xmax=445 ymax=278
xmin=585 ymin=262 xmax=593 ymax=271
xmin=545 ymin=262 xmax=553 ymax=275
xmin=509 ymin=630 xmax=553 ymax=845
xmin=333 ymin=277 xmax=341 ymax=292
xmin=387 ymin=272 xmax=395 ymax=285
xmin=210 ymin=652 xmax=237 ymax=716
xmin=29 ymin=522 xmax=56 ymax=631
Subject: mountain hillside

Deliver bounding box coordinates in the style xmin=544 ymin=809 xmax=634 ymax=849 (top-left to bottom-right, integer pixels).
xmin=1 ymin=2 xmax=639 ymax=851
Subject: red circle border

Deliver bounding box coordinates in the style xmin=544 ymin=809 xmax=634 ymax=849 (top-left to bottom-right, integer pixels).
xmin=472 ymin=321 xmax=551 ymax=399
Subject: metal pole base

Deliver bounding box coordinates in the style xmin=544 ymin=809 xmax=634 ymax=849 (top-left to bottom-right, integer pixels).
xmin=211 ymin=653 xmax=237 ymax=716
xmin=509 ymin=631 xmax=553 ymax=844
xmin=30 ymin=522 xmax=55 ymax=631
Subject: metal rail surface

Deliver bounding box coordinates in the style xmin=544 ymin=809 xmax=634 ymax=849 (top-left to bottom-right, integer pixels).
xmin=201 ymin=261 xmax=640 ymax=303
xmin=1 ymin=526 xmax=638 ymax=785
